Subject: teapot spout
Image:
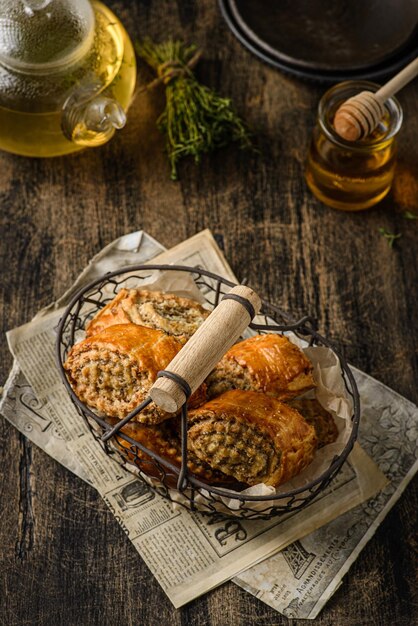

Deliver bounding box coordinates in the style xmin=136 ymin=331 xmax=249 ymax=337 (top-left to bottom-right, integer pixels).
xmin=62 ymin=86 xmax=127 ymax=147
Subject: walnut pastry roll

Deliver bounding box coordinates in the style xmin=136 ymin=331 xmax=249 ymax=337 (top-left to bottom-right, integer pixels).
xmin=288 ymin=399 xmax=338 ymax=448
xmin=86 ymin=289 xmax=210 ymax=344
xmin=64 ymin=323 xmax=206 ymax=425
xmin=106 ymin=418 xmax=238 ymax=487
xmin=207 ymin=333 xmax=315 ymax=401
xmin=187 ymin=390 xmax=318 ymax=487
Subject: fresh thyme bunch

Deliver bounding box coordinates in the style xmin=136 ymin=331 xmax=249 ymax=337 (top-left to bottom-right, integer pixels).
xmin=136 ymin=39 xmax=252 ymax=180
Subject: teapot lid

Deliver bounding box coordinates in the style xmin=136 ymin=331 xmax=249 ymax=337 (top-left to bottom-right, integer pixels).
xmin=0 ymin=0 xmax=94 ymax=73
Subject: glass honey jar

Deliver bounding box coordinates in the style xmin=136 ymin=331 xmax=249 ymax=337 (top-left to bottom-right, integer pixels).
xmin=305 ymin=81 xmax=403 ymax=211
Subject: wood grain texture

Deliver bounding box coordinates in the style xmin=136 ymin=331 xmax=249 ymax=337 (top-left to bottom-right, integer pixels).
xmin=0 ymin=1 xmax=417 ymax=624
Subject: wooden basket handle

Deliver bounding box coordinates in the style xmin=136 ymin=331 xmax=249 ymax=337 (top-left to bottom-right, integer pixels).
xmin=149 ymin=285 xmax=261 ymax=412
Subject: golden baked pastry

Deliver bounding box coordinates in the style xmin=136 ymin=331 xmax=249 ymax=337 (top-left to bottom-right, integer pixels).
xmin=187 ymin=390 xmax=317 ymax=487
xmin=207 ymin=333 xmax=315 ymax=400
xmin=86 ymin=288 xmax=210 ymax=343
xmin=64 ymin=323 xmax=206 ymax=425
xmin=289 ymin=399 xmax=338 ymax=448
xmin=107 ymin=418 xmax=237 ymax=486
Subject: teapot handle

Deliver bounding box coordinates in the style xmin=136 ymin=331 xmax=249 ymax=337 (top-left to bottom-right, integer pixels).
xmin=62 ymin=85 xmax=126 ymax=148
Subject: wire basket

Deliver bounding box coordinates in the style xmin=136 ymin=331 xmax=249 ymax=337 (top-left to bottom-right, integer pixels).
xmin=56 ymin=264 xmax=360 ymax=520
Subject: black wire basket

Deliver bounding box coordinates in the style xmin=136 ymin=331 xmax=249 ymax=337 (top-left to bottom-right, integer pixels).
xmin=56 ymin=264 xmax=360 ymax=520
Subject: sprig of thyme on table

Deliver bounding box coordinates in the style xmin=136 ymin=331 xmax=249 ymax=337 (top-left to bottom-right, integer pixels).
xmin=402 ymin=210 xmax=418 ymax=220
xmin=135 ymin=39 xmax=252 ymax=180
xmin=378 ymin=227 xmax=402 ymax=248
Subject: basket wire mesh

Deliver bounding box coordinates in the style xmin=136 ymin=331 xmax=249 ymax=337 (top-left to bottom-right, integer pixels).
xmin=56 ymin=264 xmax=360 ymax=520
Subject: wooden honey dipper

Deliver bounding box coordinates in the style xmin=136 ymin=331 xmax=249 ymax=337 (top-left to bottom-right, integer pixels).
xmin=334 ymin=57 xmax=418 ymax=142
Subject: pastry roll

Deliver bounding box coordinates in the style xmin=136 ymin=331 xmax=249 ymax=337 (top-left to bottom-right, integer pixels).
xmin=187 ymin=390 xmax=318 ymax=487
xmin=207 ymin=333 xmax=315 ymax=400
xmin=107 ymin=418 xmax=237 ymax=486
xmin=86 ymin=288 xmax=210 ymax=344
xmin=289 ymin=399 xmax=338 ymax=448
xmin=64 ymin=323 xmax=206 ymax=425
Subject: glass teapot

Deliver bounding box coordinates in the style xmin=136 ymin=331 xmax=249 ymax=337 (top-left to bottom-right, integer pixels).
xmin=0 ymin=0 xmax=136 ymax=156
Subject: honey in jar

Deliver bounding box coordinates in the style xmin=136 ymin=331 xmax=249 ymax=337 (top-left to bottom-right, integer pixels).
xmin=305 ymin=81 xmax=403 ymax=211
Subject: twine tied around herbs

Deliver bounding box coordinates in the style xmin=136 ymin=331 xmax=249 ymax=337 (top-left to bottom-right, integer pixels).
xmin=137 ymin=50 xmax=202 ymax=93
xmin=135 ymin=39 xmax=252 ymax=180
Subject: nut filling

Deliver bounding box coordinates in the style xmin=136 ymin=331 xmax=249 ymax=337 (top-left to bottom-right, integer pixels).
xmin=187 ymin=390 xmax=317 ymax=487
xmin=85 ymin=289 xmax=210 ymax=343
xmin=63 ymin=323 xmax=197 ymax=425
xmin=207 ymin=333 xmax=316 ymax=400
xmin=189 ymin=414 xmax=280 ymax=482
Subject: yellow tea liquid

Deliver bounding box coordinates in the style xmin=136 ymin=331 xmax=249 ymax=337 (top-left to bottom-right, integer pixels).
xmin=0 ymin=2 xmax=136 ymax=157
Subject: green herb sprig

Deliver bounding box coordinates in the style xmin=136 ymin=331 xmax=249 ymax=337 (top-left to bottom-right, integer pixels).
xmin=378 ymin=227 xmax=402 ymax=248
xmin=136 ymin=39 xmax=252 ymax=180
xmin=402 ymin=210 xmax=418 ymax=220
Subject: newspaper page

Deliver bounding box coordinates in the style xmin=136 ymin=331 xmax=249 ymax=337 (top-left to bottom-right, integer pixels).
xmin=234 ymin=370 xmax=418 ymax=618
xmin=1 ymin=229 xmax=409 ymax=614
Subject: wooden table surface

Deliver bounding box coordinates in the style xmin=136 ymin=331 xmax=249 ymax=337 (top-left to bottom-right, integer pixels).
xmin=1 ymin=1 xmax=417 ymax=624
